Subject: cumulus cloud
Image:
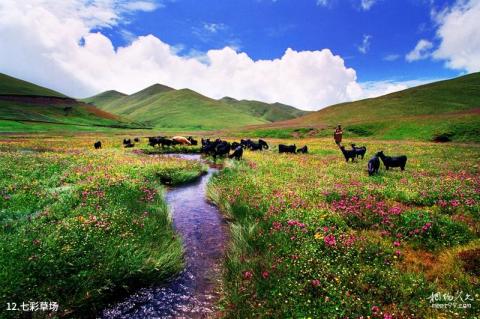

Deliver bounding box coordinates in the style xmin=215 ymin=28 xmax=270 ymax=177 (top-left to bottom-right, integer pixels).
xmin=0 ymin=0 xmax=415 ymax=111
xmin=406 ymin=39 xmax=433 ymax=62
xmin=432 ymin=0 xmax=480 ymax=72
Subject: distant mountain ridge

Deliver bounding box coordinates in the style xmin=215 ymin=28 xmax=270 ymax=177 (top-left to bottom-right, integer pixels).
xmin=84 ymin=84 xmax=309 ymax=130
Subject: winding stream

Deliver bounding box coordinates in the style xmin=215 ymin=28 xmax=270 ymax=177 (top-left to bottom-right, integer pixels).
xmin=102 ymin=154 xmax=228 ymax=319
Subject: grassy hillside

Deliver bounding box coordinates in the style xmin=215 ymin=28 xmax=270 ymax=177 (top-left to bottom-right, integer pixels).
xmin=81 ymin=90 xmax=127 ymax=109
xmin=220 ymin=97 xmax=309 ymax=122
xmin=86 ymin=85 xmax=307 ymax=130
xmin=0 ymin=73 xmax=67 ymax=97
xmin=244 ymin=72 xmax=480 ymax=142
xmin=87 ymin=86 xmax=270 ymax=130
xmin=0 ymin=73 xmax=146 ymax=132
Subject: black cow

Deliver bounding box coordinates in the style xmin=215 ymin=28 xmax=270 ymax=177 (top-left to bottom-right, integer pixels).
xmin=279 ymin=144 xmax=296 ymax=153
xmin=134 ymin=137 xmax=140 ymax=142
xmin=376 ymin=151 xmax=407 ymax=171
xmin=94 ymin=141 xmax=102 ymax=149
xmin=229 ymin=145 xmax=244 ymax=160
xmin=297 ymin=145 xmax=308 ymax=154
xmin=123 ymin=138 xmax=131 ymax=145
xmin=368 ymin=155 xmax=380 ymax=176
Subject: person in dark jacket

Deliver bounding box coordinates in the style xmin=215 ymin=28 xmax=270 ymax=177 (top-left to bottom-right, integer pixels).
xmin=334 ymin=124 xmax=343 ymax=146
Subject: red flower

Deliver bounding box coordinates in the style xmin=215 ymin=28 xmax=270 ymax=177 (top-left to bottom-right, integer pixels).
xmin=262 ymin=271 xmax=269 ymax=279
xmin=371 ymin=305 xmax=380 ymax=313
xmin=311 ymin=279 xmax=320 ymax=287
xmin=324 ymin=234 xmax=337 ymax=247
xmin=242 ymin=271 xmax=253 ymax=280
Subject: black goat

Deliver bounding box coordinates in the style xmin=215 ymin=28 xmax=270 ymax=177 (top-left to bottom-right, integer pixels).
xmin=229 ymin=145 xmax=243 ymax=160
xmin=279 ymin=144 xmax=296 ymax=153
xmin=368 ymin=155 xmax=380 ymax=176
xmin=297 ymin=145 xmax=308 ymax=154
xmin=94 ymin=141 xmax=102 ymax=149
xmin=339 ymin=146 xmax=356 ymax=162
xmin=351 ymin=144 xmax=367 ymax=159
xmin=376 ymin=151 xmax=407 ymax=170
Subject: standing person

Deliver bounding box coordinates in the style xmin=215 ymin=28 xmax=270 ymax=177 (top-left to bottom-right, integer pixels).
xmin=334 ymin=124 xmax=343 ymax=146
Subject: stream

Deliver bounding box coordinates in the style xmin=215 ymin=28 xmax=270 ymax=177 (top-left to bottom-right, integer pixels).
xmin=102 ymin=154 xmax=228 ymax=319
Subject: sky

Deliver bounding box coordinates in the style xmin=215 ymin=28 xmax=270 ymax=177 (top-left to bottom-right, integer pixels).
xmin=0 ymin=0 xmax=479 ymax=111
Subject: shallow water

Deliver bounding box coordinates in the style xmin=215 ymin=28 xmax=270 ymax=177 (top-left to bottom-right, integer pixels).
xmin=102 ymin=154 xmax=228 ymax=319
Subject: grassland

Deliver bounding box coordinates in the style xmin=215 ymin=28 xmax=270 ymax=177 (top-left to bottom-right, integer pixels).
xmin=244 ymin=72 xmax=480 ymax=143
xmin=0 ymin=136 xmax=206 ymax=318
xmin=208 ymin=138 xmax=480 ymax=318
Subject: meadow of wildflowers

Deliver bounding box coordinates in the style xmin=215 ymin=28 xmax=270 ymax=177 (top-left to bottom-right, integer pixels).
xmin=0 ymin=135 xmax=206 ymax=317
xmin=209 ymin=138 xmax=480 ymax=318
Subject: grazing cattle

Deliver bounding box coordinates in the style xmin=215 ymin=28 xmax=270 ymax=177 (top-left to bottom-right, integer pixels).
xmin=339 ymin=145 xmax=357 ymax=162
xmin=229 ymin=145 xmax=243 ymax=160
xmin=351 ymin=144 xmax=367 ymax=159
xmin=213 ymin=141 xmax=231 ymax=160
xmin=258 ymin=139 xmax=269 ymax=150
xmin=134 ymin=137 xmax=140 ymax=142
xmin=172 ymin=136 xmax=191 ymax=145
xmin=368 ymin=155 xmax=380 ymax=176
xmin=187 ymin=136 xmax=198 ymax=145
xmin=297 ymin=145 xmax=308 ymax=154
xmin=279 ymin=144 xmax=296 ymax=154
xmin=231 ymin=141 xmax=242 ymax=149
xmin=124 ymin=143 xmax=135 ymax=148
xmin=94 ymin=141 xmax=102 ymax=149
xmin=376 ymin=151 xmax=407 ymax=171
xmin=123 ymin=138 xmax=131 ymax=145
xmin=148 ymin=136 xmax=174 ymax=148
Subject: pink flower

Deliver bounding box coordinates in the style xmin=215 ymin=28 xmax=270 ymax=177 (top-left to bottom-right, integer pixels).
xmin=262 ymin=271 xmax=269 ymax=279
xmin=324 ymin=234 xmax=337 ymax=247
xmin=311 ymin=279 xmax=320 ymax=287
xmin=371 ymin=305 xmax=380 ymax=313
xmin=393 ymin=241 xmax=401 ymax=247
xmin=384 ymin=313 xmax=393 ymax=319
xmin=450 ymin=199 xmax=460 ymax=207
xmin=395 ymin=250 xmax=401 ymax=256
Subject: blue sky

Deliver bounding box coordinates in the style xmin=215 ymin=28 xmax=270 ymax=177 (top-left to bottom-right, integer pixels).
xmin=1 ymin=0 xmax=478 ymax=110
xmin=103 ymin=0 xmax=460 ymax=82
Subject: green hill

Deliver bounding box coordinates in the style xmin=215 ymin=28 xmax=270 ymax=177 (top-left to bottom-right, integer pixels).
xmin=81 ymin=90 xmax=127 ymax=109
xmin=219 ymin=97 xmax=309 ymax=122
xmin=0 ymin=72 xmax=145 ymax=132
xmin=86 ymin=84 xmax=307 ymax=130
xmin=247 ymin=72 xmax=480 ymax=142
xmin=0 ymin=73 xmax=67 ymax=98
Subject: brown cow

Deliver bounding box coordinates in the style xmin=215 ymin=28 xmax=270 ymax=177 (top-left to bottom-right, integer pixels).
xmin=172 ymin=136 xmax=191 ymax=145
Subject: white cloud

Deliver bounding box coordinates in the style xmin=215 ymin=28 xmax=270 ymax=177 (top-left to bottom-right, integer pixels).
xmin=316 ymin=0 xmax=330 ymax=6
xmin=360 ymin=78 xmax=440 ymax=99
xmin=203 ymin=23 xmax=226 ymax=33
xmin=360 ymin=0 xmax=377 ymax=11
xmin=358 ymin=35 xmax=372 ymax=54
xmin=0 ymin=0 xmax=419 ymax=111
xmin=406 ymin=39 xmax=433 ymax=62
xmin=432 ymin=0 xmax=480 ymax=72
xmin=383 ymin=54 xmax=400 ymax=61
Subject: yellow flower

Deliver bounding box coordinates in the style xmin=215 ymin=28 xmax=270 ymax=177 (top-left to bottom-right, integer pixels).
xmin=314 ymin=233 xmax=323 ymax=240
